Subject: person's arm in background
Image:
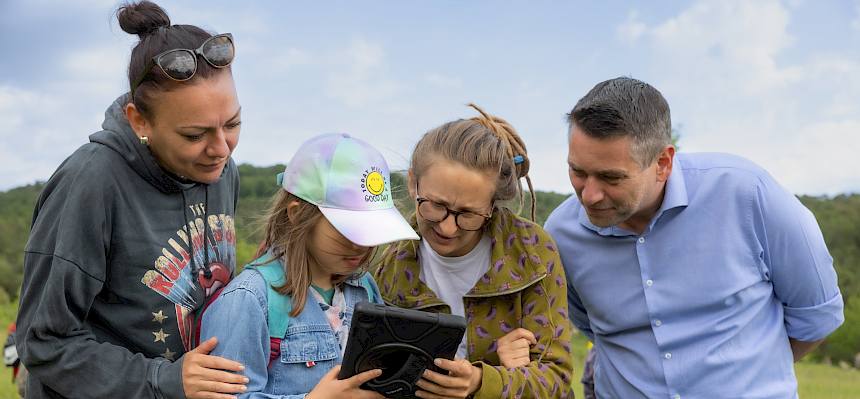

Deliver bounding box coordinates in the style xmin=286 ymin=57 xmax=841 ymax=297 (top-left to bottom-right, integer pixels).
xmin=753 ymin=175 xmax=844 ymax=362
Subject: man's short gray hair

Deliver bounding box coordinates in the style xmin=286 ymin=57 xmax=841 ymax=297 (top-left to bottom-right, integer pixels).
xmin=567 ymin=77 xmax=672 ymax=168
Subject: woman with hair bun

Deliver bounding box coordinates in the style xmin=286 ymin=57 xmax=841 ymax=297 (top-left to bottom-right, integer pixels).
xmin=16 ymin=1 xmax=247 ymax=397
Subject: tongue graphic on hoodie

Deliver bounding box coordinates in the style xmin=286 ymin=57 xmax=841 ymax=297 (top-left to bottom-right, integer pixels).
xmin=198 ymin=262 xmax=230 ymax=297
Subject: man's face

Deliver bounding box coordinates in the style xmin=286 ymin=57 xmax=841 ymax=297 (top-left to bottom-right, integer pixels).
xmin=567 ymin=124 xmax=664 ymax=231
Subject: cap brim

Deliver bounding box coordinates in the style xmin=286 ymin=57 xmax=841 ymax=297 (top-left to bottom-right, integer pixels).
xmin=319 ymin=206 xmax=419 ymax=247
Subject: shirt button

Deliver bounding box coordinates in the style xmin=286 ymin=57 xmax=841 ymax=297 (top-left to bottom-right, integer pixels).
xmin=638 ymin=237 xmax=645 ymax=243
xmin=664 ymin=352 xmax=672 ymax=359
xmin=646 ymin=279 xmax=654 ymax=287
xmin=654 ymin=320 xmax=662 ymax=327
xmin=673 ymin=395 xmax=681 ymax=399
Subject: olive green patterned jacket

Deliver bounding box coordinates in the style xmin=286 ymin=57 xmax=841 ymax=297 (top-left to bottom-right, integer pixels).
xmin=373 ymin=208 xmax=574 ymax=399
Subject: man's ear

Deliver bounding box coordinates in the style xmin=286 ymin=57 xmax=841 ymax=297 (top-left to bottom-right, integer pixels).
xmin=655 ymin=145 xmax=675 ymax=183
xmin=124 ymin=103 xmax=150 ymax=139
xmin=407 ymin=169 xmax=417 ymax=199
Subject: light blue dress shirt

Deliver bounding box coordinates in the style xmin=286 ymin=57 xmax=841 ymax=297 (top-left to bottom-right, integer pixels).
xmin=545 ymin=152 xmax=844 ymax=399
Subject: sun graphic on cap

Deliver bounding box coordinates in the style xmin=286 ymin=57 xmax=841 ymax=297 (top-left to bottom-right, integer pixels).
xmin=366 ymin=171 xmax=385 ymax=195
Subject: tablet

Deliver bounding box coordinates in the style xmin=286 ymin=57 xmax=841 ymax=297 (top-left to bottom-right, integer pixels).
xmin=338 ymin=302 xmax=467 ymax=399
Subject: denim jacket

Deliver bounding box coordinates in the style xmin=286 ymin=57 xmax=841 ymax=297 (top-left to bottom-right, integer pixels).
xmin=200 ymin=263 xmax=384 ymax=398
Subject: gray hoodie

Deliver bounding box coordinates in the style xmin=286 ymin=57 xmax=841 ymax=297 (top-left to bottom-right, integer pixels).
xmin=16 ymin=94 xmax=239 ymax=398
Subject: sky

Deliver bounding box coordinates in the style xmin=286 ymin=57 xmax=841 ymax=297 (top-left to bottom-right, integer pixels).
xmin=1 ymin=0 xmax=859 ymax=196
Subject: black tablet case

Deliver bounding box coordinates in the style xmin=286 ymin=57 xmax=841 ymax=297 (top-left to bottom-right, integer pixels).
xmin=338 ymin=302 xmax=467 ymax=399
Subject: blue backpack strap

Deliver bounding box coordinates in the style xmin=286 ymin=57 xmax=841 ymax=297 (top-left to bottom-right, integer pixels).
xmin=357 ymin=272 xmax=379 ymax=303
xmin=245 ymin=255 xmax=292 ymax=340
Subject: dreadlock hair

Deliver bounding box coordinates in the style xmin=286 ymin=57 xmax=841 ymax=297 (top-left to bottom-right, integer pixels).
xmin=410 ymin=103 xmax=536 ymax=220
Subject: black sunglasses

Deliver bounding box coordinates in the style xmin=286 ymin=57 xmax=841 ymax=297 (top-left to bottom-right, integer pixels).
xmin=130 ymin=33 xmax=235 ymax=97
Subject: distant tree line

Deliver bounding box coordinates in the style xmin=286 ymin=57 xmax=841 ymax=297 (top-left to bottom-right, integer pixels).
xmin=1 ymin=164 xmax=858 ymax=364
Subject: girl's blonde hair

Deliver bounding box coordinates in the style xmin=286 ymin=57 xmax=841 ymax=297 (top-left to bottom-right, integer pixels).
xmin=255 ymin=191 xmax=370 ymax=316
xmin=411 ymin=103 xmax=536 ymax=220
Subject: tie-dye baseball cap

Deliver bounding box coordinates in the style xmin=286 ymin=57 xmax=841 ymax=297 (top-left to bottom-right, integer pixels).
xmin=279 ymin=133 xmax=419 ymax=246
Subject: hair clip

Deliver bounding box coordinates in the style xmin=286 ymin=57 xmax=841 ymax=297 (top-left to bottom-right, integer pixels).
xmin=513 ymin=155 xmax=524 ymax=165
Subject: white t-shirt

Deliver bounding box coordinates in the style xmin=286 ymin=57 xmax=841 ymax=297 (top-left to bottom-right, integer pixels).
xmin=419 ymin=235 xmax=492 ymax=358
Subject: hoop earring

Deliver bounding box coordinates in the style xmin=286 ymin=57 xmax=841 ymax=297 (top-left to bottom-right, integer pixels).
xmin=139 ymin=136 xmax=149 ymax=146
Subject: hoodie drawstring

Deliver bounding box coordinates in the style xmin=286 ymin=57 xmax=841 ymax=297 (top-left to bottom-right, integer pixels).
xmin=187 ymin=186 xmax=212 ymax=349
xmin=202 ymin=186 xmax=212 ymax=279
xmin=180 ymin=190 xmax=198 ymax=276
xmin=181 ymin=186 xmax=213 ymax=279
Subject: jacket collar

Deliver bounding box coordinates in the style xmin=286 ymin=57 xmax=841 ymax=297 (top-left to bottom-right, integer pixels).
xmin=375 ymin=208 xmax=550 ymax=308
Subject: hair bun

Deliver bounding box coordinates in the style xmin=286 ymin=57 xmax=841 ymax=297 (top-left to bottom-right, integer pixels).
xmin=117 ymin=1 xmax=171 ymax=38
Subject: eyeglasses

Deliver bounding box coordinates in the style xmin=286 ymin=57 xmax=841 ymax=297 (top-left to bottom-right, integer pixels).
xmin=130 ymin=33 xmax=235 ymax=97
xmin=415 ymin=180 xmax=492 ymax=231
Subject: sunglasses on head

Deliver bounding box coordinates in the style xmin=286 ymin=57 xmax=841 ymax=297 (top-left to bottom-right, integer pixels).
xmin=130 ymin=33 xmax=235 ymax=97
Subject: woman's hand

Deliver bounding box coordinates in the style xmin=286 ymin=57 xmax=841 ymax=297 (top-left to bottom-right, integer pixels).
xmin=307 ymin=365 xmax=386 ymax=399
xmin=182 ymin=337 xmax=249 ymax=399
xmin=497 ymin=328 xmax=537 ymax=368
xmin=415 ymin=358 xmax=482 ymax=399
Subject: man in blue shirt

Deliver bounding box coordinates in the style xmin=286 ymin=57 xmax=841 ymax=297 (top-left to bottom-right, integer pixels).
xmin=545 ymin=77 xmax=844 ymax=399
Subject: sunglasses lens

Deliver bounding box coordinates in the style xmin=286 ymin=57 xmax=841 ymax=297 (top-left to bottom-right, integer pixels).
xmin=158 ymin=50 xmax=196 ymax=81
xmin=202 ymin=35 xmax=234 ymax=67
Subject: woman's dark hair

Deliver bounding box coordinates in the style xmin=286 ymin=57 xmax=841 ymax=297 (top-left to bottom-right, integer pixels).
xmin=117 ymin=1 xmax=227 ymax=117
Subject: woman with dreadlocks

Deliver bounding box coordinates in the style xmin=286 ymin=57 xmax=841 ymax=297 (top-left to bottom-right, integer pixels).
xmin=374 ymin=105 xmax=574 ymax=399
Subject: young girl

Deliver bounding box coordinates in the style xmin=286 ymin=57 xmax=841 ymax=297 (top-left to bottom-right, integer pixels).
xmin=201 ymin=133 xmax=418 ymax=398
xmin=374 ymin=105 xmax=574 ymax=399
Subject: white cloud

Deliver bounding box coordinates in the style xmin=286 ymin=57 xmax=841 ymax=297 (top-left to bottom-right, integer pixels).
xmin=61 ymin=46 xmax=127 ymax=97
xmin=616 ymin=0 xmax=860 ymax=195
xmin=777 ymin=119 xmax=860 ymax=195
xmin=425 ymin=73 xmax=462 ymax=90
xmin=854 ymin=0 xmax=860 ymax=31
xmin=231 ymin=13 xmax=272 ymax=36
xmin=0 ymin=86 xmax=90 ymax=189
xmin=266 ymin=47 xmax=314 ymax=71
xmin=616 ymin=11 xmax=646 ymax=43
xmin=0 ymin=44 xmax=129 ymax=191
xmin=21 ymin=0 xmax=117 ymax=8
xmin=324 ymin=38 xmax=400 ymax=107
xmin=647 ymin=0 xmax=800 ymax=94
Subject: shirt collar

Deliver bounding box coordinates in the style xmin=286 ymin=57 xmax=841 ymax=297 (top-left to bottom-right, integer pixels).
xmin=656 ymin=161 xmax=689 ymax=215
xmin=578 ymin=160 xmax=689 ymax=236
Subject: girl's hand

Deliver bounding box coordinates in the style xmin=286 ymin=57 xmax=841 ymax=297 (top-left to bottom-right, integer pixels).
xmin=182 ymin=337 xmax=249 ymax=399
xmin=497 ymin=328 xmax=537 ymax=368
xmin=415 ymin=358 xmax=482 ymax=399
xmin=307 ymin=365 xmax=386 ymax=399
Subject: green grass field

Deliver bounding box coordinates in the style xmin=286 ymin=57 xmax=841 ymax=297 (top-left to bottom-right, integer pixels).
xmin=566 ymin=333 xmax=860 ymax=399
xmin=1 ymin=303 xmax=857 ymax=398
